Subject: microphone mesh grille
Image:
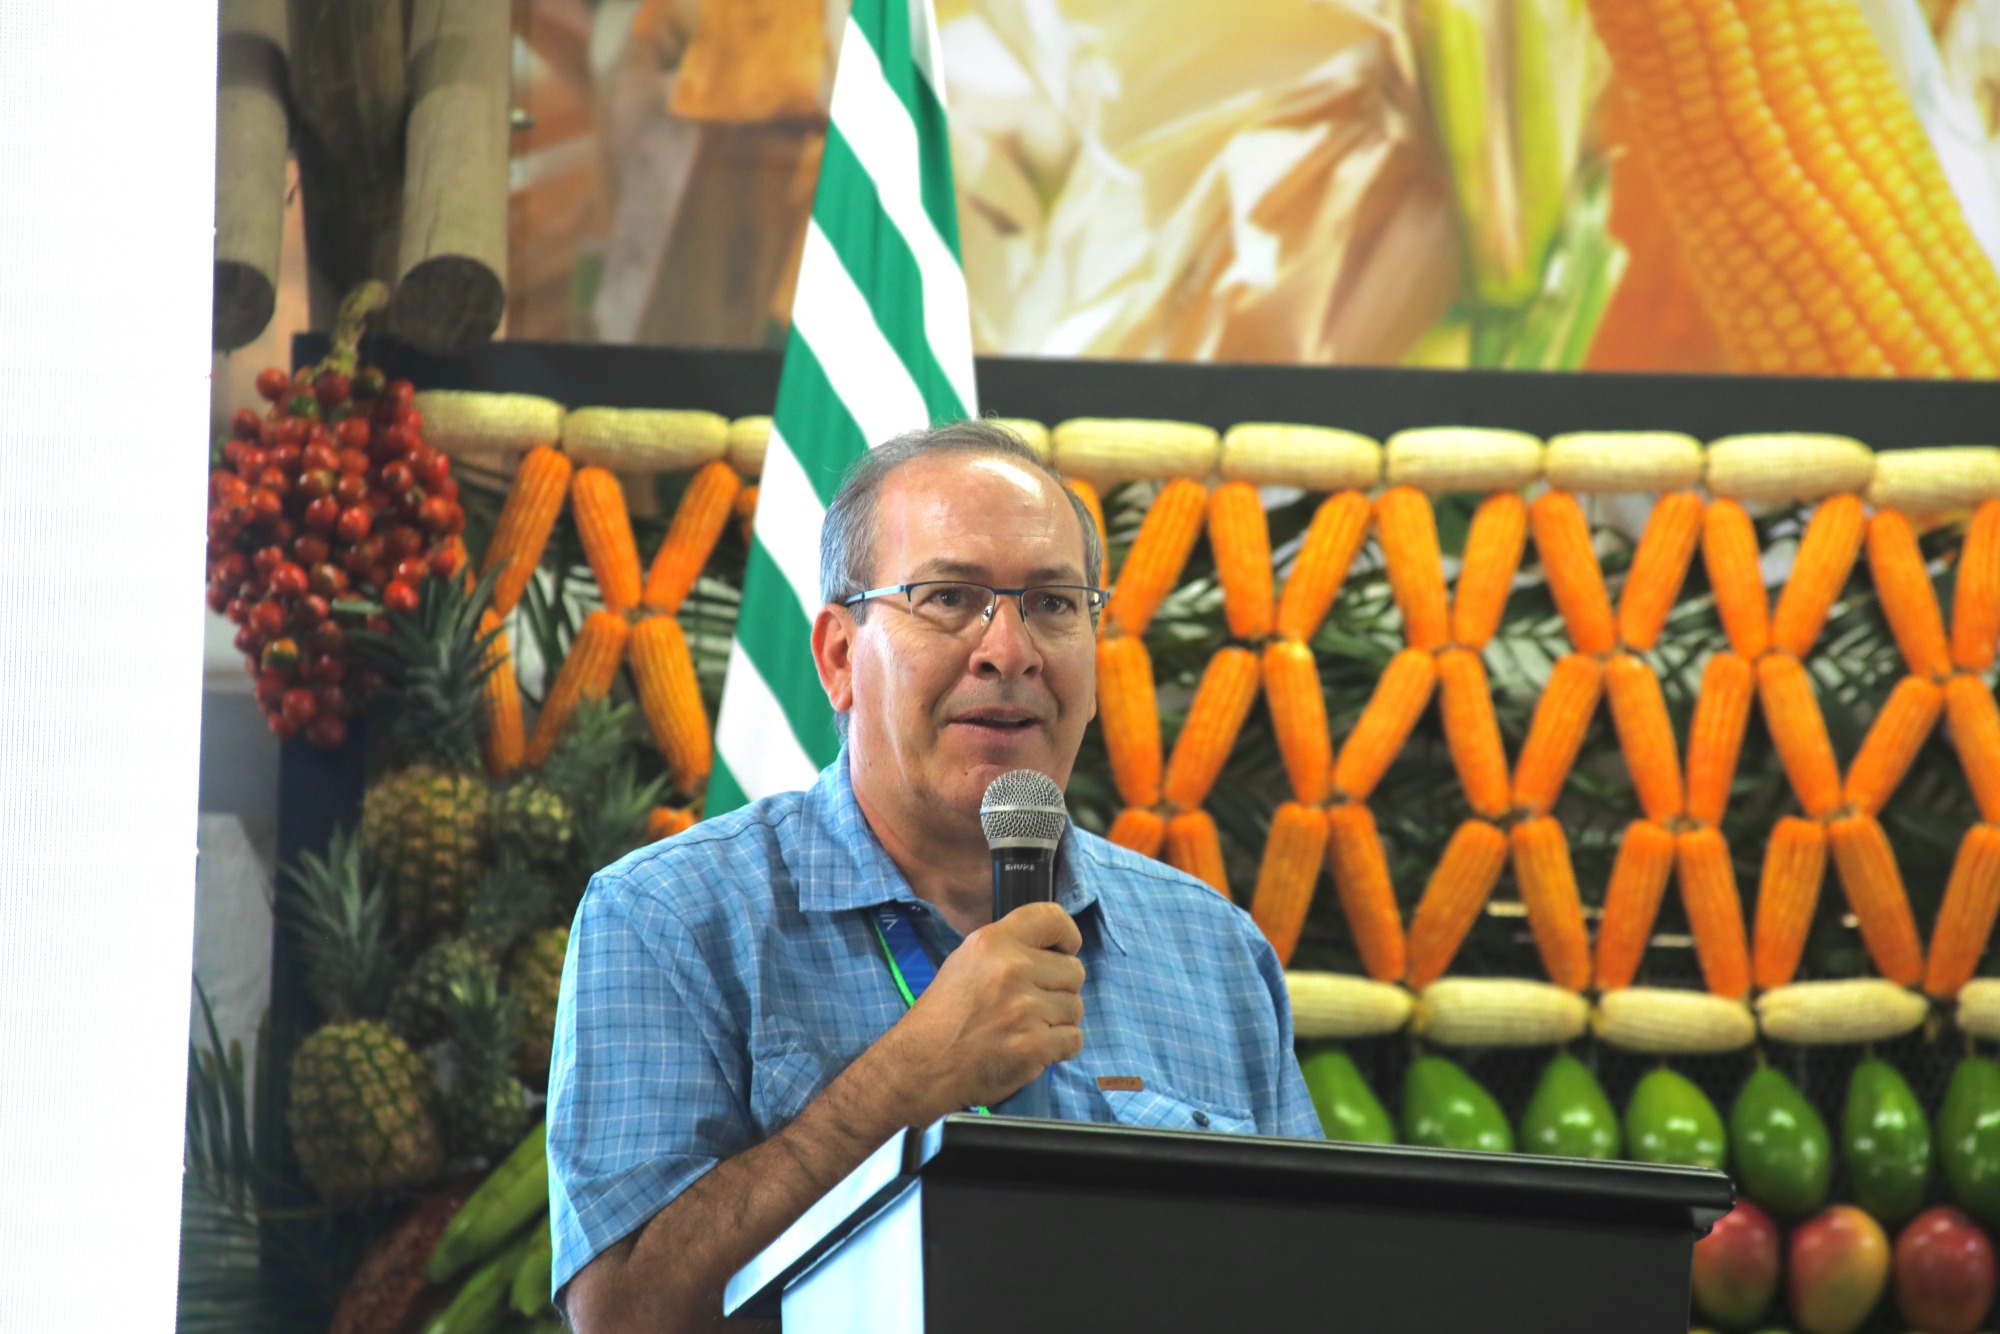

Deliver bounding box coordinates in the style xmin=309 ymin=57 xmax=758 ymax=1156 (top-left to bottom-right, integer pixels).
xmin=980 ymin=769 xmax=1068 ymax=846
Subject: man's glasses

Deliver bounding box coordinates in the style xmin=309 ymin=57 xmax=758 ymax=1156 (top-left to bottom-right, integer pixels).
xmin=842 ymin=580 xmax=1104 ymax=642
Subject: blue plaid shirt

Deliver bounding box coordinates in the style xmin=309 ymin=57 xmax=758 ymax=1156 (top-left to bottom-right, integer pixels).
xmin=545 ymin=756 xmax=1321 ymax=1295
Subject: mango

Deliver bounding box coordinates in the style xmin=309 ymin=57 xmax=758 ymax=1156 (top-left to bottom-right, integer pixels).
xmin=1730 ymin=1066 xmax=1831 ymax=1217
xmin=1298 ymin=1047 xmax=1395 ymax=1144
xmin=1691 ymin=1198 xmax=1779 ymax=1330
xmin=1519 ymin=1052 xmax=1619 ymax=1159
xmin=1787 ymin=1204 xmax=1888 ymax=1334
xmin=1941 ymin=1055 xmax=2000 ymax=1226
xmin=1625 ymin=1067 xmax=1726 ymax=1171
xmin=1894 ymin=1205 xmax=1997 ymax=1334
xmin=1402 ymin=1055 xmax=1513 ymax=1153
xmin=1843 ymin=1056 xmax=1931 ymax=1225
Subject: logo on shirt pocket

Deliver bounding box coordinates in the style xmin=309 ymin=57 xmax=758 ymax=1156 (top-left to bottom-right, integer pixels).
xmin=1097 ymin=1079 xmax=1255 ymax=1134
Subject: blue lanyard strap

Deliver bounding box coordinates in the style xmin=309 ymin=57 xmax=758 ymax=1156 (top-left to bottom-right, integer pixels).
xmin=871 ymin=905 xmax=990 ymax=1116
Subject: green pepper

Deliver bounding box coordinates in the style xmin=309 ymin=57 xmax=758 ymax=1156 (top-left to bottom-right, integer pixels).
xmin=1403 ymin=1055 xmax=1513 ymax=1153
xmin=1730 ymin=1065 xmax=1831 ymax=1216
xmin=1298 ymin=1048 xmax=1396 ymax=1144
xmin=1626 ymin=1067 xmax=1727 ymax=1171
xmin=1843 ymin=1056 xmax=1931 ymax=1224
xmin=1520 ymin=1053 xmax=1619 ymax=1159
xmin=1941 ymin=1054 xmax=2000 ymax=1225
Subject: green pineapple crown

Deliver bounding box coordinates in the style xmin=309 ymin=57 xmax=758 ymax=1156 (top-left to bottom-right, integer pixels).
xmin=534 ymin=696 xmax=637 ymax=810
xmin=286 ymin=825 xmax=398 ymax=1022
xmin=441 ymin=950 xmax=520 ymax=1084
xmin=461 ymin=856 xmax=562 ymax=955
xmin=352 ymin=567 xmax=502 ymax=772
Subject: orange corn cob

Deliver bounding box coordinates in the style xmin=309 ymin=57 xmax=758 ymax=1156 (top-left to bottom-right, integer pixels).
xmin=1771 ymin=495 xmax=1865 ymax=658
xmin=1842 ymin=676 xmax=1943 ymax=816
xmin=1676 ymin=827 xmax=1752 ymax=1000
xmin=1375 ymin=487 xmax=1451 ymax=651
xmin=1604 ymin=654 xmax=1685 ymax=824
xmin=1248 ymin=801 xmax=1330 ymax=965
xmin=1436 ymin=649 xmax=1511 ymax=819
xmin=481 ymin=445 xmax=573 ymax=617
xmin=1702 ymin=500 xmax=1770 ymax=660
xmin=1208 ymin=482 xmax=1274 ymax=641
xmin=1867 ymin=509 xmax=1952 ymax=680
xmin=1509 ymin=816 xmax=1592 ymax=992
xmin=734 ymin=484 xmax=759 ymax=545
xmin=1331 ymin=647 xmax=1437 ymax=801
xmin=1531 ymin=491 xmax=1617 ymax=655
xmin=1274 ymin=491 xmax=1370 ymax=642
xmin=478 ymin=608 xmax=524 ymax=779
xmin=1618 ymin=491 xmax=1704 ymax=651
xmin=1757 ymin=654 xmax=1843 ymax=818
xmin=1068 ymin=480 xmax=1110 ymax=590
xmin=643 ymin=461 xmax=742 ymax=614
xmin=1826 ymin=813 xmax=1926 ymax=987
xmin=1593 ymin=820 xmax=1677 ymax=992
xmin=629 ymin=615 xmax=711 ymax=795
xmin=1164 ymin=810 xmax=1230 ymax=897
xmin=1102 ymin=477 xmax=1206 ymax=638
xmin=1405 ymin=818 xmax=1510 ymax=988
xmin=1162 ymin=647 xmax=1260 ymax=809
xmin=1451 ymin=492 xmax=1527 ymax=651
xmin=1953 ymin=500 xmax=2000 ymax=672
xmin=1511 ymin=653 xmax=1604 ymax=814
xmin=1325 ymin=803 xmax=1407 ymax=983
xmin=1947 ymin=673 xmax=2000 ymax=825
xmin=1262 ymin=640 xmax=1331 ymax=805
xmin=1684 ymin=652 xmax=1755 ymax=827
xmin=1105 ymin=807 xmax=1166 ymax=859
xmin=1924 ymin=824 xmax=2000 ymax=998
xmin=1095 ymin=636 xmax=1162 ymax=809
xmin=645 ymin=806 xmax=697 ymax=841
xmin=1753 ymin=816 xmax=1829 ymax=991
xmin=524 ymin=611 xmax=631 ymax=767
xmin=570 ymin=466 xmax=643 ymax=615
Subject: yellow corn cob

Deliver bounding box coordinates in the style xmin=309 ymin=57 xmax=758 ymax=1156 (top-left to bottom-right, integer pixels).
xmin=562 ymin=407 xmax=729 ymax=473
xmin=1273 ymin=491 xmax=1371 ymax=642
xmin=644 ymin=806 xmax=696 ymax=841
xmin=1219 ymin=424 xmax=1381 ymax=491
xmin=1375 ymin=487 xmax=1451 ymax=650
xmin=1050 ymin=418 xmax=1220 ymax=487
xmin=1162 ymin=647 xmax=1260 ymax=810
xmin=1066 ymin=480 xmax=1110 ymax=590
xmin=1331 ymin=647 xmax=1437 ymax=802
xmin=1436 ymin=649 xmax=1511 ymax=819
xmin=1262 ymin=641 xmax=1332 ymax=806
xmin=1757 ymin=654 xmax=1843 ymax=819
xmin=1755 ymin=979 xmax=1929 ymax=1046
xmin=1947 ymin=674 xmax=2000 ymax=825
xmin=524 ymin=611 xmax=631 ymax=767
xmin=1618 ymin=491 xmax=1704 ymax=651
xmin=1685 ymin=651 xmax=1754 ymax=827
xmin=481 ymin=445 xmax=573 ymax=617
xmin=1325 ymin=803 xmax=1407 ymax=983
xmin=1284 ymin=972 xmax=1415 ymax=1039
xmin=988 ymin=417 xmax=1051 ymax=463
xmin=1543 ymin=431 xmax=1704 ymax=493
xmin=1866 ymin=447 xmax=2000 ymax=516
xmin=1248 ymin=801 xmax=1331 ymax=966
xmin=1450 ymin=492 xmax=1527 ymax=652
xmin=1592 ymin=987 xmax=1758 ymax=1055
xmin=628 ymin=616 xmax=711 ymax=795
xmin=1867 ymin=509 xmax=1952 ymax=680
xmin=1404 ymin=818 xmax=1510 ymax=989
xmin=643 ymin=460 xmax=742 ymax=615
xmin=1207 ymin=482 xmax=1274 ymax=641
xmin=1703 ymin=436 xmax=1879 ymax=503
xmin=1164 ymin=810 xmax=1230 ymax=897
xmin=725 ymin=416 xmax=770 ymax=477
xmin=1095 ymin=636 xmax=1163 ymax=810
xmin=1604 ymin=654 xmax=1684 ymax=825
xmin=1510 ymin=816 xmax=1592 ymax=993
xmin=1531 ymin=491 xmax=1616 ymax=655
xmin=1956 ymin=976 xmax=2000 ymax=1040
xmin=1675 ymin=827 xmax=1751 ymax=1001
xmin=570 ymin=466 xmax=643 ymax=615
xmin=1105 ymin=807 xmax=1166 ymax=859
xmin=1702 ymin=500 xmax=1771 ymax=660
xmin=1771 ymin=496 xmax=1866 ymax=658
xmin=1752 ymin=816 xmax=1830 ymax=992
xmin=478 ymin=609 xmax=523 ymax=779
xmin=1842 ymin=676 xmax=1943 ymax=816
xmin=1593 ymin=820 xmax=1677 ymax=993
xmin=1413 ymin=978 xmax=1590 ymax=1048
xmin=1925 ymin=825 xmax=2000 ymax=999
xmin=1511 ymin=653 xmax=1603 ymax=814
xmin=1382 ymin=428 xmax=1544 ymax=494
xmin=1102 ymin=477 xmax=1207 ymax=638
xmin=412 ymin=390 xmax=564 ymax=463
xmin=1954 ymin=500 xmax=2000 ymax=672
xmin=1826 ymin=813 xmax=1927 ymax=988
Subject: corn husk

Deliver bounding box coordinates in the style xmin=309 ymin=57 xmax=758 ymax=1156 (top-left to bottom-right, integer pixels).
xmin=1704 ymin=434 xmax=1876 ymax=503
xmin=1219 ymin=424 xmax=1381 ymax=491
xmin=1544 ymin=431 xmax=1704 ymax=493
xmin=1285 ymin=972 xmax=1414 ymax=1038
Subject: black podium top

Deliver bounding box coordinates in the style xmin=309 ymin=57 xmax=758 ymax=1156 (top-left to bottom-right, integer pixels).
xmin=725 ymin=1115 xmax=1734 ymax=1319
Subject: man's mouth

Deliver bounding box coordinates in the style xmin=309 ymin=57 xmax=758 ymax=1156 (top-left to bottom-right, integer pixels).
xmin=950 ymin=708 xmax=1042 ymax=733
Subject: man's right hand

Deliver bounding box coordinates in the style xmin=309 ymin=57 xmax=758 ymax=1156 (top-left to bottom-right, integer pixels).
xmin=873 ymin=901 xmax=1085 ymax=1121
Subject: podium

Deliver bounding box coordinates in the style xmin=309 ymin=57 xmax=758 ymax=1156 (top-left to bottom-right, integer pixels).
xmin=725 ymin=1114 xmax=1733 ymax=1332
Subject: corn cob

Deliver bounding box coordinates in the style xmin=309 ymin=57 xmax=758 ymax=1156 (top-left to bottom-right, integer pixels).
xmin=1273 ymin=491 xmax=1371 ymax=642
xmin=1543 ymin=431 xmax=1703 ymax=494
xmin=1752 ymin=816 xmax=1830 ymax=992
xmin=1102 ymin=477 xmax=1206 ymax=638
xmin=1105 ymin=807 xmax=1166 ymax=859
xmin=1331 ymin=647 xmax=1437 ymax=802
xmin=1247 ymin=801 xmax=1331 ymax=966
xmin=1684 ymin=652 xmax=1754 ymax=828
xmin=1511 ymin=653 xmax=1603 ymax=814
xmin=1219 ymin=424 xmax=1381 ymax=491
xmin=478 ymin=609 xmax=524 ymax=779
xmin=524 ymin=611 xmax=631 ymax=767
xmin=1604 ymin=654 xmax=1684 ymax=825
xmin=1771 ymin=496 xmax=1866 ymax=658
xmin=481 ymin=445 xmax=573 ymax=617
xmin=1826 ymin=813 xmax=1927 ymax=988
xmin=645 ymin=806 xmax=696 ymax=841
xmin=562 ymin=407 xmax=729 ymax=473
xmin=1413 ymin=978 xmax=1590 ymax=1048
xmin=1163 ymin=647 xmax=1260 ymax=810
xmin=1510 ymin=816 xmax=1592 ymax=992
xmin=1703 ymin=437 xmax=1879 ymax=503
xmin=1958 ymin=978 xmax=2000 ymax=1040
xmin=1866 ymin=447 xmax=2000 ymax=516
xmin=1618 ymin=492 xmax=1704 ymax=651
xmin=1066 ymin=480 xmax=1109 ymax=589
xmin=1842 ymin=676 xmax=1944 ymax=816
xmin=1593 ymin=820 xmax=1677 ymax=993
xmin=1095 ymin=636 xmax=1163 ymax=810
xmin=1757 ymin=654 xmax=1843 ymax=818
xmin=1674 ymin=827 xmax=1751 ymax=1000
xmin=989 ymin=417 xmax=1051 ymax=463
xmin=1531 ymin=491 xmax=1617 ymax=655
xmin=643 ymin=460 xmax=742 ymax=614
xmin=1866 ymin=509 xmax=1952 ymax=680
xmin=1050 ymin=418 xmax=1220 ymax=487
xmin=1924 ymin=825 xmax=2000 ymax=999
xmin=1756 ymin=979 xmax=1929 ymax=1046
xmin=569 ymin=466 xmax=643 ymax=615
xmin=1946 ymin=673 xmax=2000 ymax=825
xmin=725 ymin=416 xmax=770 ymax=477
xmin=1207 ymin=482 xmax=1274 ymax=640
xmin=1325 ymin=803 xmax=1407 ymax=983
xmin=1592 ymin=987 xmax=1757 ymax=1055
xmin=1382 ymin=428 xmax=1544 ymax=494
xmin=413 ymin=390 xmax=564 ymax=462
xmin=733 ymin=485 xmax=758 ymax=544
xmin=1435 ymin=649 xmax=1511 ymax=819
xmin=628 ymin=616 xmax=710 ymax=795
xmin=1450 ymin=492 xmax=1527 ymax=651
xmin=1374 ymin=487 xmax=1451 ymax=651
xmin=1262 ymin=641 xmax=1332 ymax=805
xmin=1285 ymin=972 xmax=1414 ymax=1039
xmin=1953 ymin=500 xmax=2000 ymax=672
xmin=1701 ymin=500 xmax=1770 ymax=660
xmin=1164 ymin=809 xmax=1230 ymax=897
xmin=1404 ymin=818 xmax=1510 ymax=989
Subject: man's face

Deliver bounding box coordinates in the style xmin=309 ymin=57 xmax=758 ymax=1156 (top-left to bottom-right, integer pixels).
xmin=814 ymin=452 xmax=1098 ymax=818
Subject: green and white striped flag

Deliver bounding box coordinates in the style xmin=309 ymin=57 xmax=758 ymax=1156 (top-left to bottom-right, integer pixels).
xmin=707 ymin=0 xmax=975 ymax=815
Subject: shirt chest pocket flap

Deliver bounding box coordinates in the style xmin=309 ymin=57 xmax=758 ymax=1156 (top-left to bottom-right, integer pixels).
xmin=1098 ymin=1082 xmax=1255 ymax=1135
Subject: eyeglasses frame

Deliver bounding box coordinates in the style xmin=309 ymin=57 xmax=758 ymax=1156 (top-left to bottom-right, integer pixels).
xmin=840 ymin=579 xmax=1105 ymax=638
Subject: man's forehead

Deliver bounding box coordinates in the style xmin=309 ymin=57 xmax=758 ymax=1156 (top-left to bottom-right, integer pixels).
xmin=874 ymin=451 xmax=1087 ymax=572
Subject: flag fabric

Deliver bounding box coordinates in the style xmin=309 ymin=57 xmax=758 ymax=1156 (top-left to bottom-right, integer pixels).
xmin=707 ymin=0 xmax=977 ymax=815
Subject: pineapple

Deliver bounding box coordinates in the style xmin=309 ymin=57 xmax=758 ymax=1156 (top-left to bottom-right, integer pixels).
xmin=439 ymin=948 xmax=529 ymax=1161
xmin=388 ymin=935 xmax=489 ymax=1049
xmin=493 ymin=778 xmax=573 ymax=869
xmin=507 ymin=927 xmax=569 ymax=1086
xmin=389 ymin=861 xmax=558 ymax=1048
xmin=284 ymin=827 xmax=445 ymax=1204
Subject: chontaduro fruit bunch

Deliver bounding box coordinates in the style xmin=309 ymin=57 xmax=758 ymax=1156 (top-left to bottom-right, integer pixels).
xmin=205 ymin=363 xmax=466 ymax=747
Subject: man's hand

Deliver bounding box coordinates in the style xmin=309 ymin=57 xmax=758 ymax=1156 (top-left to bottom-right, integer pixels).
xmin=873 ymin=901 xmax=1085 ymax=1120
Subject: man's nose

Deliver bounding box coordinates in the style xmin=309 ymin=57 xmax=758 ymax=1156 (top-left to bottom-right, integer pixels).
xmin=970 ymin=597 xmax=1041 ymax=677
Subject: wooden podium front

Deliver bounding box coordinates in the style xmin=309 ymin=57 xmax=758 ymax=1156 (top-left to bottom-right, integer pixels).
xmin=724 ymin=1115 xmax=1733 ymax=1332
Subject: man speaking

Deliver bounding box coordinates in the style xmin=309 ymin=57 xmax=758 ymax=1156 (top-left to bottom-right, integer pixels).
xmin=549 ymin=420 xmax=1320 ymax=1330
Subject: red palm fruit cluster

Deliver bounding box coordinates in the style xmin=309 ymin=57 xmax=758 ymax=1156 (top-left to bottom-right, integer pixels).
xmin=206 ymin=364 xmax=466 ymax=747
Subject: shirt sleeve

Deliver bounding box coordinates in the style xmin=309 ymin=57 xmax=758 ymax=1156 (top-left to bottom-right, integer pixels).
xmin=546 ymin=876 xmax=758 ymax=1297
xmin=1245 ymin=922 xmax=1326 ymax=1140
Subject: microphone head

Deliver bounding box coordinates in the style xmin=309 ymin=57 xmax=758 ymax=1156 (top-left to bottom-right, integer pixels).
xmin=980 ymin=769 xmax=1067 ymax=850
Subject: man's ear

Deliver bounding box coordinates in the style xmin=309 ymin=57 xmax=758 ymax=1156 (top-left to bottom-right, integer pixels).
xmin=811 ymin=602 xmax=857 ymax=718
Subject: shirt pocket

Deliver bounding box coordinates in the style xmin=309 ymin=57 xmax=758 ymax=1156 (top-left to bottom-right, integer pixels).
xmin=1097 ymin=1082 xmax=1256 ymax=1135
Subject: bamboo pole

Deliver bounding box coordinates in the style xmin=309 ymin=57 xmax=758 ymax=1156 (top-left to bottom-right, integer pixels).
xmin=213 ymin=0 xmax=289 ymax=350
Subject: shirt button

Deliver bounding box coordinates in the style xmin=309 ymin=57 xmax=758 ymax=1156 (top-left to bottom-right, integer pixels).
xmin=1192 ymin=1110 xmax=1210 ymax=1128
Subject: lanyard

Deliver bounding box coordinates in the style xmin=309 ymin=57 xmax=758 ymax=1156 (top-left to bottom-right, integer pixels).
xmin=871 ymin=904 xmax=990 ymax=1117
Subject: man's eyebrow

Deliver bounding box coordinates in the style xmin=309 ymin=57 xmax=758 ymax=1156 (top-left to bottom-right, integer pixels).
xmin=908 ymin=559 xmax=1085 ymax=583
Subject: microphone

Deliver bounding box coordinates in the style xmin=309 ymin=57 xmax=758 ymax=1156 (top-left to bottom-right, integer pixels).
xmin=979 ymin=770 xmax=1068 ymax=1121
